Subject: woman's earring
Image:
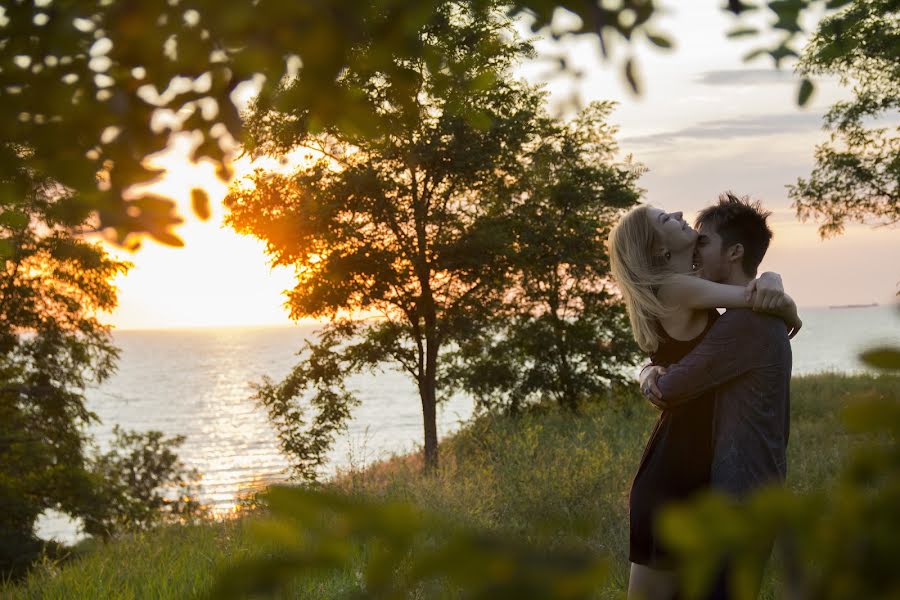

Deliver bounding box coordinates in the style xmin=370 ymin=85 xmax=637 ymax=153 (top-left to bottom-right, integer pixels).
xmin=664 ymin=250 xmax=671 ymax=261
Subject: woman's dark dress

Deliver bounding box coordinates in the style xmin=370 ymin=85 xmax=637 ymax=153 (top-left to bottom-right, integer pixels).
xmin=629 ymin=309 xmax=719 ymax=567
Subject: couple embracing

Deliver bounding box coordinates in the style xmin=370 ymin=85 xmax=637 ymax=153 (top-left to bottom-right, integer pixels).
xmin=608 ymin=193 xmax=802 ymax=600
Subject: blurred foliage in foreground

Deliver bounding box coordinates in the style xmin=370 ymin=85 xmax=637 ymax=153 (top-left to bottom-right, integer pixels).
xmin=1 ymin=0 xmax=853 ymax=246
xmin=209 ymin=486 xmax=609 ymax=600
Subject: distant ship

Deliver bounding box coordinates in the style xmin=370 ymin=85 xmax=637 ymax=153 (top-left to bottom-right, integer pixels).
xmin=828 ymin=303 xmax=879 ymax=309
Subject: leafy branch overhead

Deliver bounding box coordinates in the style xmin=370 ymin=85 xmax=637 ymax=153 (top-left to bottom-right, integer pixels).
xmin=1 ymin=0 xmax=849 ymax=247
xmin=788 ymin=0 xmax=899 ymax=237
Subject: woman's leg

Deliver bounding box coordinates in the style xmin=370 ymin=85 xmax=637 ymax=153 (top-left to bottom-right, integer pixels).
xmin=627 ymin=562 xmax=679 ymax=600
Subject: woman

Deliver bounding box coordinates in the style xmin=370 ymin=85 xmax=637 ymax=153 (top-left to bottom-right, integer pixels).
xmin=607 ymin=205 xmax=799 ymax=600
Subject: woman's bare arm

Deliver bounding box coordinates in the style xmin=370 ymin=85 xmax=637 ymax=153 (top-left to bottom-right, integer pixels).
xmin=659 ymin=273 xmax=802 ymax=337
xmin=658 ymin=273 xmax=771 ymax=310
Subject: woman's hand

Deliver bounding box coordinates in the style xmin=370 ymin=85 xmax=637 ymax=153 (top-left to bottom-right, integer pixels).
xmin=745 ymin=271 xmax=785 ymax=311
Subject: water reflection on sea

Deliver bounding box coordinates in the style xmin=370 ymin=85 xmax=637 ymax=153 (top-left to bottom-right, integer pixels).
xmin=36 ymin=305 xmax=898 ymax=542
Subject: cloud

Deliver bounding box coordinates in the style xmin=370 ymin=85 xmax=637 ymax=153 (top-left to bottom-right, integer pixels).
xmin=694 ymin=68 xmax=800 ymax=86
xmin=621 ymin=112 xmax=826 ymax=147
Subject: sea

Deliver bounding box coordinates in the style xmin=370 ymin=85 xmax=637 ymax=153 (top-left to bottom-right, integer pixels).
xmin=36 ymin=305 xmax=899 ymax=543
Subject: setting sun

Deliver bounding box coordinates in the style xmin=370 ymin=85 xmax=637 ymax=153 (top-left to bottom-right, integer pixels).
xmin=97 ymin=134 xmax=301 ymax=330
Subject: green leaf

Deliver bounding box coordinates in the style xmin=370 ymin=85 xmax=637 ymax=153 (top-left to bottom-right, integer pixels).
xmin=824 ymin=0 xmax=853 ymax=8
xmin=247 ymin=518 xmax=305 ymax=548
xmin=859 ymin=346 xmax=900 ymax=371
xmin=471 ymin=69 xmax=499 ymax=91
xmin=767 ymin=0 xmax=805 ymax=13
xmin=191 ymin=188 xmax=211 ymax=220
xmin=743 ymin=48 xmax=768 ymax=62
xmin=0 ymin=210 xmax=29 ymax=229
xmin=726 ymin=26 xmax=759 ymax=38
xmin=841 ymin=396 xmax=900 ymax=434
xmin=724 ymin=0 xmax=759 ymax=15
xmin=465 ymin=109 xmax=493 ymax=130
xmin=658 ymin=507 xmax=708 ymax=553
xmin=797 ymin=78 xmax=815 ymax=106
xmin=0 ymin=237 xmax=13 ymax=259
xmin=646 ymin=33 xmax=673 ymax=48
xmin=769 ymin=43 xmax=799 ymax=65
xmin=624 ymin=57 xmax=640 ymax=94
xmin=152 ymin=230 xmax=185 ymax=247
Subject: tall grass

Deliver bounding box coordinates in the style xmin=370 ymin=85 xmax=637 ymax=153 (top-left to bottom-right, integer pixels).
xmin=5 ymin=373 xmax=895 ymax=599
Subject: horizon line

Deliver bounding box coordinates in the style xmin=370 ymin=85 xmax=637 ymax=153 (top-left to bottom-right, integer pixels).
xmin=108 ymin=303 xmax=895 ymax=333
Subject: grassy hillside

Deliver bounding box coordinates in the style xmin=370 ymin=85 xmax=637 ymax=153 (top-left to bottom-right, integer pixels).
xmin=5 ymin=373 xmax=895 ymax=599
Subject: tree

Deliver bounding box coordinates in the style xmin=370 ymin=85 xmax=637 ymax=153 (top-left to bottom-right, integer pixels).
xmin=0 ymin=0 xmax=851 ymax=248
xmin=444 ymin=101 xmax=642 ymax=414
xmin=0 ymin=150 xmax=201 ymax=578
xmin=86 ymin=426 xmax=206 ymax=537
xmin=226 ymin=2 xmax=548 ymax=473
xmin=228 ymin=4 xmax=643 ymax=473
xmin=0 ymin=149 xmax=126 ymax=575
xmin=788 ymin=0 xmax=900 ymax=237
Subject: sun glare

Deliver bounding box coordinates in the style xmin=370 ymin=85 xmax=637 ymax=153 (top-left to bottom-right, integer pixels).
xmin=99 ymin=135 xmax=307 ymax=330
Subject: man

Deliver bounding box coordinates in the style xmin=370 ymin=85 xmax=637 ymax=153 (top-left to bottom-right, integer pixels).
xmin=640 ymin=192 xmax=799 ymax=598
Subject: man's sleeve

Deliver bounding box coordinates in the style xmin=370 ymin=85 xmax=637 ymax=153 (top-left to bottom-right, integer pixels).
xmin=656 ymin=310 xmax=763 ymax=407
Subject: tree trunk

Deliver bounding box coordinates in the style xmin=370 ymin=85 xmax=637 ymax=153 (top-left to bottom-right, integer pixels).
xmin=548 ymin=279 xmax=578 ymax=412
xmin=420 ymin=335 xmax=439 ymax=472
xmin=558 ymin=350 xmax=578 ymax=413
xmin=410 ymin=162 xmax=439 ymax=472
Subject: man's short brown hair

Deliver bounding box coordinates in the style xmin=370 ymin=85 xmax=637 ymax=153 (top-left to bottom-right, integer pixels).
xmin=695 ymin=192 xmax=773 ymax=278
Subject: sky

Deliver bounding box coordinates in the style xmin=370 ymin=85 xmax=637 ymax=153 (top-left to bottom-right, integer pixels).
xmin=103 ymin=3 xmax=900 ymax=330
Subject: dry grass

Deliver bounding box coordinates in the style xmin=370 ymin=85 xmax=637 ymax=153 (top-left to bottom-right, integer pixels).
xmin=5 ymin=373 xmax=895 ymax=599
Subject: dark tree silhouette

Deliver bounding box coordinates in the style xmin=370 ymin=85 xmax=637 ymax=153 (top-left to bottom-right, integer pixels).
xmin=227 ymin=5 xmax=642 ymax=473
xmin=0 ymin=149 xmax=126 ymax=575
xmin=444 ymin=101 xmax=643 ymax=414
xmin=0 ymin=151 xmax=202 ymax=578
xmin=789 ymin=0 xmax=899 ymax=237
xmin=226 ymin=3 xmax=541 ymax=473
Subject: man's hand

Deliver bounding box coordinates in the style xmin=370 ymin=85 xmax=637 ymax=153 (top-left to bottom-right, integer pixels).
xmin=787 ymin=315 xmax=802 ymax=339
xmin=745 ymin=271 xmax=785 ymax=311
xmin=639 ymin=365 xmax=667 ymax=409
xmin=764 ymin=292 xmax=803 ymax=339
xmin=783 ymin=304 xmax=803 ymax=339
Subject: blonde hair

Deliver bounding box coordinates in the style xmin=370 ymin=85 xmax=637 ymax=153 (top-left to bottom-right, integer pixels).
xmin=607 ymin=205 xmax=674 ymax=353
